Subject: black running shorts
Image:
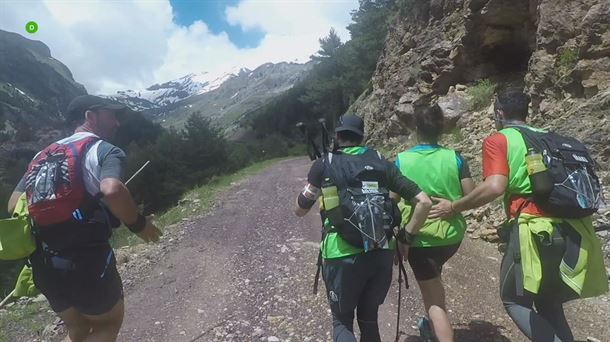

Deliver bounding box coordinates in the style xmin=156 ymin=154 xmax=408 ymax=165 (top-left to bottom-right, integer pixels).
xmin=30 ymin=244 xmax=123 ymax=315
xmin=322 ymin=249 xmax=394 ymax=314
xmin=408 ymin=243 xmax=461 ymax=281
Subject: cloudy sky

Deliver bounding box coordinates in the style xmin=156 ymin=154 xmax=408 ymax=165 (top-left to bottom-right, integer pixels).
xmin=0 ymin=0 xmax=358 ymax=94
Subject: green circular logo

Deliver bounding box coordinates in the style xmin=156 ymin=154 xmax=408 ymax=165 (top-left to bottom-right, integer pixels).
xmin=25 ymin=21 xmax=38 ymax=34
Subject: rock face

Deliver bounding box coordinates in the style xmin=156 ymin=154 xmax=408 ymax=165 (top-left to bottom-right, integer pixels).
xmin=0 ymin=29 xmax=86 ymax=131
xmin=352 ymin=0 xmax=609 ymax=169
xmin=352 ymin=0 xmax=609 ymax=247
xmin=0 ymin=30 xmax=87 ymax=193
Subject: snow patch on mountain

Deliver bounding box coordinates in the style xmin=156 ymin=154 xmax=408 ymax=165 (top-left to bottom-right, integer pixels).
xmin=105 ymin=67 xmax=248 ymax=111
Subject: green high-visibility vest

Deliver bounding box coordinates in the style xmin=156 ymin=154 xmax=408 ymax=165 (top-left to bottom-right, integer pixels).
xmin=396 ymin=145 xmax=466 ymax=247
xmin=498 ymin=125 xmax=548 ymax=209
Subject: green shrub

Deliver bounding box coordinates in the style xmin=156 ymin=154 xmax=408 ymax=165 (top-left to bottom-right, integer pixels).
xmin=557 ymin=48 xmax=578 ymax=75
xmin=467 ymin=79 xmax=496 ymax=111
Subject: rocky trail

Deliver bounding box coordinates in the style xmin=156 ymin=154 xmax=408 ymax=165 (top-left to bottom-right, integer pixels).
xmin=116 ymin=158 xmax=609 ymax=342
xmin=5 ymin=158 xmax=607 ymax=342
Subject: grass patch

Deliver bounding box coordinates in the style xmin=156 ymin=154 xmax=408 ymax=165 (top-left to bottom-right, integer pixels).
xmin=0 ymin=301 xmax=47 ymax=340
xmin=110 ymin=157 xmax=287 ymax=248
xmin=467 ymin=79 xmax=496 ymax=111
xmin=556 ymin=48 xmax=578 ymax=76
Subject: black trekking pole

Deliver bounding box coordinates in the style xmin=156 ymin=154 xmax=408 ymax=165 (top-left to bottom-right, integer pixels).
xmin=296 ymin=122 xmax=321 ymax=160
xmin=396 ymin=261 xmax=403 ymax=342
xmin=312 ymin=245 xmax=323 ymax=295
xmin=391 ymin=220 xmax=411 ymax=342
xmin=394 ymin=244 xmax=409 ymax=342
xmin=318 ymin=118 xmax=331 ymax=154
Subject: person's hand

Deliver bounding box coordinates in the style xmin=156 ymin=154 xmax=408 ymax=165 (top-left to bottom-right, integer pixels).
xmin=429 ymin=197 xmax=456 ymax=219
xmin=136 ymin=216 xmax=162 ymax=243
xmin=394 ymin=242 xmax=409 ymax=265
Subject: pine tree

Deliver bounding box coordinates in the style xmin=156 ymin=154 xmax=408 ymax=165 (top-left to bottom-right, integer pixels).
xmin=311 ymin=28 xmax=343 ymax=61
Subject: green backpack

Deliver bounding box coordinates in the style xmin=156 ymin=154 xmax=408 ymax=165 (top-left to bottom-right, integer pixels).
xmin=0 ymin=194 xmax=36 ymax=260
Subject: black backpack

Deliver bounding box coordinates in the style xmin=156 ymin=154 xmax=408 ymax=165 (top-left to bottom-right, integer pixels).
xmin=321 ymin=149 xmax=400 ymax=251
xmin=514 ymin=126 xmax=604 ymax=218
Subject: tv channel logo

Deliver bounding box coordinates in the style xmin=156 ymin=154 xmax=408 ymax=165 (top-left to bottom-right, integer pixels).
xmin=25 ymin=21 xmax=39 ymax=34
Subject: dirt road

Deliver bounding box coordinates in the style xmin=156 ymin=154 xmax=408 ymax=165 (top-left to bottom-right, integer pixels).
xmin=119 ymin=158 xmax=609 ymax=342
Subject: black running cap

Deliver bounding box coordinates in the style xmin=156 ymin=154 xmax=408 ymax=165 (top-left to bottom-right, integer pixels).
xmin=66 ymin=95 xmax=126 ymax=122
xmin=335 ymin=114 xmax=364 ymax=136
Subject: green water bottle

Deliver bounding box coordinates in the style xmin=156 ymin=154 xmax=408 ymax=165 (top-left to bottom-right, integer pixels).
xmin=525 ymin=148 xmax=553 ymax=197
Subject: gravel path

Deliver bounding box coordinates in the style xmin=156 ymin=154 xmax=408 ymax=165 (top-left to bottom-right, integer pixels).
xmin=119 ymin=158 xmax=610 ymax=342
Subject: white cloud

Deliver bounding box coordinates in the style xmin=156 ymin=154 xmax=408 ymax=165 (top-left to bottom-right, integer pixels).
xmin=0 ymin=0 xmax=358 ymax=94
xmin=225 ymin=0 xmax=355 ymax=68
xmin=153 ymin=21 xmax=240 ymax=83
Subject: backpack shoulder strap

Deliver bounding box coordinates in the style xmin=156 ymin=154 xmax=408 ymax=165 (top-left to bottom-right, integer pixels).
xmin=322 ymin=152 xmax=342 ymax=186
xmin=508 ymin=125 xmax=542 ymax=153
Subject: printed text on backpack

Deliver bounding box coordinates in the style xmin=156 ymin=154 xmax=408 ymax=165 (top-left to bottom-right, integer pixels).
xmin=322 ymin=150 xmax=400 ymax=251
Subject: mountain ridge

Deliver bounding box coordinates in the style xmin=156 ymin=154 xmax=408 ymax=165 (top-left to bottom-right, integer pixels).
xmin=104 ymin=61 xmax=313 ymax=133
xmin=0 ymin=29 xmax=86 ymax=133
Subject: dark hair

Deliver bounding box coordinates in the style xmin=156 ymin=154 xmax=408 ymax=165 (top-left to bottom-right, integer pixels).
xmin=336 ymin=130 xmax=364 ymax=145
xmin=66 ymin=113 xmax=85 ymax=129
xmin=415 ymin=104 xmax=444 ymax=143
xmin=495 ymin=90 xmax=530 ymax=121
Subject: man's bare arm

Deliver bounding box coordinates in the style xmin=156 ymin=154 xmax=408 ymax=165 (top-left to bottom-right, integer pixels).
xmin=100 ymin=178 xmax=162 ymax=242
xmin=430 ymin=175 xmax=507 ymax=219
xmin=100 ymin=178 xmax=140 ymax=224
xmin=295 ymin=198 xmax=311 ymax=217
xmin=294 ymin=183 xmax=321 ymax=217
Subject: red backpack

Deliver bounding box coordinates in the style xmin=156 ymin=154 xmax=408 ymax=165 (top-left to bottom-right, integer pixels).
xmin=24 ymin=135 xmax=98 ymax=227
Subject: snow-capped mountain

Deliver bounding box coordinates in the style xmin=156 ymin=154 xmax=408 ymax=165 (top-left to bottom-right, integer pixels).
xmin=106 ymin=68 xmax=248 ymax=111
xmin=104 ymin=62 xmax=313 ymax=130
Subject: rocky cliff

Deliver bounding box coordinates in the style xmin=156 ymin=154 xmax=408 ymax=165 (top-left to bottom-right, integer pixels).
xmin=0 ymin=30 xmax=88 ymax=201
xmin=0 ymin=29 xmax=86 ymax=135
xmin=352 ymin=0 xmax=610 ymax=253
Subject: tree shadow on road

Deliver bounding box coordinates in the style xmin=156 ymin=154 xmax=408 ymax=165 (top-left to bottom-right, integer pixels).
xmin=402 ymin=320 xmax=512 ymax=342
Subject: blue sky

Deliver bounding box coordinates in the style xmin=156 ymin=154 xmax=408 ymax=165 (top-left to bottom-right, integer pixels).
xmin=0 ymin=0 xmax=358 ymax=93
xmin=170 ymin=0 xmax=265 ymax=48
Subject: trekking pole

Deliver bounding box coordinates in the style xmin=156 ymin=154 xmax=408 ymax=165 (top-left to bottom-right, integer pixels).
xmin=93 ymin=160 xmax=150 ymax=202
xmin=296 ymin=122 xmax=321 ymax=160
xmin=312 ymin=252 xmax=322 ymax=295
xmin=0 ymin=290 xmax=15 ymax=309
xmin=318 ymin=118 xmax=330 ymax=154
xmin=125 ymin=160 xmax=150 ymax=185
xmin=312 ymin=230 xmax=326 ymax=294
xmin=394 ymin=245 xmax=409 ymax=342
xmin=395 ymin=256 xmax=403 ymax=342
